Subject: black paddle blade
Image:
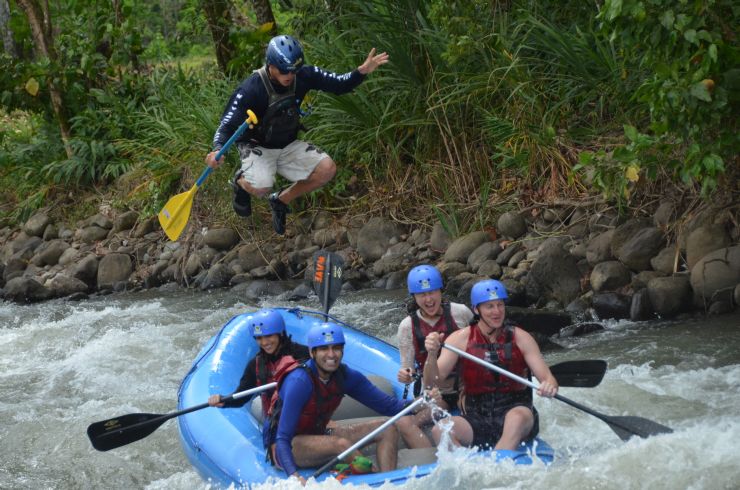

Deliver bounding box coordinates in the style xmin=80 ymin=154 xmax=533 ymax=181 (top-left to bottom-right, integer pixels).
xmin=551 ymin=360 xmax=607 ymax=388
xmin=87 ymin=412 xmax=169 ymax=451
xmin=312 ymin=250 xmax=344 ymax=313
xmin=606 ymin=415 xmax=675 ymax=441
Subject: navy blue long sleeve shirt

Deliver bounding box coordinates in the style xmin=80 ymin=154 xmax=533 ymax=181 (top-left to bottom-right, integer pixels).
xmin=212 ymin=65 xmax=366 ymax=150
xmin=266 ymin=360 xmax=407 ymax=477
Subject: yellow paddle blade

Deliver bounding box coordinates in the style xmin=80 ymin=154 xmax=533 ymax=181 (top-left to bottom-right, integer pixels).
xmin=158 ymin=184 xmax=198 ymax=241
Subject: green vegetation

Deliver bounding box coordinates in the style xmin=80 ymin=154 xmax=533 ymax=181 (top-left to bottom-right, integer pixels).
xmin=1 ymin=0 xmax=737 ymax=233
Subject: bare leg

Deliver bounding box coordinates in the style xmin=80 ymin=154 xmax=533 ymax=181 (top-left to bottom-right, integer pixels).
xmin=396 ymin=410 xmax=433 ymax=449
xmin=431 ymin=415 xmax=474 ymax=449
xmin=291 ymin=418 xmax=399 ymax=471
xmin=494 ymin=406 xmax=534 ymax=451
xmin=236 ymin=176 xmax=271 ymax=198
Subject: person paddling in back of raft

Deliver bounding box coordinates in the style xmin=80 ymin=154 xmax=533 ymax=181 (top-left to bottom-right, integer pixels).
xmin=396 ymin=265 xmax=473 ymax=447
xmin=263 ymin=322 xmax=423 ymax=485
xmin=208 ymin=308 xmax=308 ymax=416
xmin=205 ymin=35 xmax=389 ymax=235
xmin=423 ymin=279 xmax=558 ymax=451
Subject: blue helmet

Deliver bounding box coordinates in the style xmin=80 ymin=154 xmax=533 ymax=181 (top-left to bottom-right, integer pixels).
xmin=407 ymin=265 xmax=444 ymax=294
xmin=248 ymin=309 xmax=285 ymax=338
xmin=266 ymin=35 xmax=304 ymax=73
xmin=470 ymin=279 xmax=508 ymax=309
xmin=307 ymin=322 xmax=345 ymax=349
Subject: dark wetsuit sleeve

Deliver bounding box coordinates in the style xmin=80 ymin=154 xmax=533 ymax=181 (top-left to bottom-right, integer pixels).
xmin=211 ymin=74 xmax=267 ymax=151
xmin=222 ymin=357 xmax=258 ymax=408
xmin=343 ymin=366 xmax=407 ymax=416
xmin=300 ymin=65 xmax=366 ymax=95
xmin=273 ymin=369 xmax=313 ymax=477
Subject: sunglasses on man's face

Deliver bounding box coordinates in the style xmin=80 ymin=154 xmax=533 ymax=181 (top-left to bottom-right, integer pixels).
xmin=276 ymin=67 xmax=296 ymax=75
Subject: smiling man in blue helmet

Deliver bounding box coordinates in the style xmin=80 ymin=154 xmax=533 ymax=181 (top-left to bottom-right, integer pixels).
xmin=422 ymin=279 xmax=559 ymax=452
xmin=262 ymin=322 xmax=421 ymax=485
xmin=206 ymin=35 xmax=389 ymax=235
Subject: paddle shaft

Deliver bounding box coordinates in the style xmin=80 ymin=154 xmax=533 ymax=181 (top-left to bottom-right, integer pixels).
xmin=95 ymin=382 xmax=276 ymax=441
xmin=311 ymin=396 xmax=425 ymax=479
xmin=195 ymin=110 xmax=258 ymax=187
xmin=442 ymin=343 xmax=670 ymax=439
xmin=322 ymin=253 xmax=331 ymax=318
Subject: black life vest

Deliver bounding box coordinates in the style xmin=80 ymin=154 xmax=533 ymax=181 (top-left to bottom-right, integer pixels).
xmin=255 ymin=66 xmax=301 ymax=148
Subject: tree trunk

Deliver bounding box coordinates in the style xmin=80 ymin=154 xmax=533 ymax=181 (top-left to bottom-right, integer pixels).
xmin=200 ymin=0 xmax=237 ymax=74
xmin=249 ymin=0 xmax=277 ymax=34
xmin=16 ymin=0 xmax=73 ymax=157
xmin=0 ymin=0 xmax=18 ymax=57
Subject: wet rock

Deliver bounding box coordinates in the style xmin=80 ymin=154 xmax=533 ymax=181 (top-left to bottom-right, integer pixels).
xmin=3 ymin=257 xmax=27 ymax=282
xmin=647 ymin=276 xmax=691 ymax=318
xmin=507 ymin=306 xmax=572 ymax=337
xmin=200 ymin=263 xmax=233 ymax=290
xmin=630 ymin=288 xmax=653 ymax=321
xmin=3 ymin=277 xmax=51 ymax=303
xmin=385 ymin=270 xmax=407 ymax=290
xmin=558 ymin=322 xmax=605 ymax=338
xmin=48 ymin=275 xmax=90 ymax=297
xmin=496 ymin=242 xmax=522 ymax=266
xmin=238 ymin=280 xmax=292 ymax=300
xmin=632 ymin=270 xmax=666 ymax=290
xmin=592 ymin=292 xmax=631 ymax=320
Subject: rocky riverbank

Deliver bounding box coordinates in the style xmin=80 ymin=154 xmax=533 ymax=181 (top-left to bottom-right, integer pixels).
xmin=2 ymin=202 xmax=739 ymax=329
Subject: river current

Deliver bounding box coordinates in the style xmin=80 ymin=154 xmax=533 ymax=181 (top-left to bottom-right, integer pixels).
xmin=1 ymin=286 xmax=739 ymax=489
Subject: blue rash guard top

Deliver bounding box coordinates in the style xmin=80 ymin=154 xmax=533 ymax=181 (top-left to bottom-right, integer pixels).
xmin=212 ymin=65 xmax=366 ymax=150
xmin=265 ymin=359 xmax=407 ymax=477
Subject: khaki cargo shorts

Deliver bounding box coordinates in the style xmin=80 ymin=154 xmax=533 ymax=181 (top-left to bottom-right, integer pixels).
xmin=236 ymin=140 xmax=329 ymax=189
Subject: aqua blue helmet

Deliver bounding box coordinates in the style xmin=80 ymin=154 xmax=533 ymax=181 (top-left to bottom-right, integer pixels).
xmin=407 ymin=265 xmax=444 ymax=294
xmin=266 ymin=35 xmax=304 ymax=73
xmin=248 ymin=309 xmax=285 ymax=338
xmin=470 ymin=279 xmax=508 ymax=309
xmin=307 ymin=322 xmax=345 ymax=349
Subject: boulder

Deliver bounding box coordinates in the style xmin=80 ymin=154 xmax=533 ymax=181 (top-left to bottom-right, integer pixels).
xmin=430 ymin=222 xmax=452 ymax=252
xmin=497 ymin=211 xmax=527 ymax=239
xmin=524 ymin=238 xmax=582 ymax=306
xmin=78 ymin=225 xmax=109 ymax=244
xmin=443 ymin=231 xmax=489 ymax=264
xmin=590 ymin=261 xmax=631 ymax=292
xmin=3 ymin=277 xmax=51 ymax=303
xmin=72 ymin=254 xmax=99 ymax=284
xmin=48 ymin=275 xmax=90 ymax=297
xmin=630 ymin=288 xmax=653 ymax=321
xmin=647 ymin=276 xmax=691 ymax=317
xmin=651 ymin=246 xmax=678 ymax=274
xmin=237 ymin=243 xmax=270 ymax=272
xmin=614 ymin=227 xmax=665 ymax=271
xmin=97 ymin=253 xmax=133 ymax=288
xmin=31 ymin=239 xmax=70 ymax=267
xmin=496 ymin=242 xmax=522 ymax=266
xmin=477 ymin=260 xmax=502 ymax=278
xmin=592 ymin=292 xmax=631 ymax=320
xmin=686 ymin=224 xmax=731 ymax=269
xmin=83 ymin=213 xmax=113 ymax=229
xmin=23 ymin=213 xmax=50 ymax=237
xmin=653 ymin=201 xmax=676 ymax=228
xmin=112 ymin=211 xmax=139 ymax=232
xmin=199 ymin=263 xmax=233 ymax=290
xmin=356 ymin=217 xmax=402 ymax=262
xmin=203 ymin=228 xmax=239 ymax=251
xmin=132 ymin=216 xmax=157 ymax=238
xmin=690 ymin=246 xmax=740 ymax=304
xmin=467 ymin=242 xmax=501 ymax=272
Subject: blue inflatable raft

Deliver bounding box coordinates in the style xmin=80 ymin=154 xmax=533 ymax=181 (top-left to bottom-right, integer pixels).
xmin=177 ymin=308 xmax=554 ymax=487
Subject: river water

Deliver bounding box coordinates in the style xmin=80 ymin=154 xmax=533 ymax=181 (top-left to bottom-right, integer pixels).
xmin=2 ymin=286 xmax=739 ymax=490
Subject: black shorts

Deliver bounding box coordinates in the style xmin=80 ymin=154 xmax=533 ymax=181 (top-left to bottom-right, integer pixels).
xmin=461 ymin=390 xmax=538 ymax=449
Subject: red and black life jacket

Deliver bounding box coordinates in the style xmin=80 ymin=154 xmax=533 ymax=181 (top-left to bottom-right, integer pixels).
xmin=264 ymin=360 xmax=346 ymax=448
xmin=410 ymin=302 xmax=459 ymax=396
xmin=460 ymin=320 xmax=529 ymax=396
xmin=255 ymin=352 xmax=292 ymax=418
